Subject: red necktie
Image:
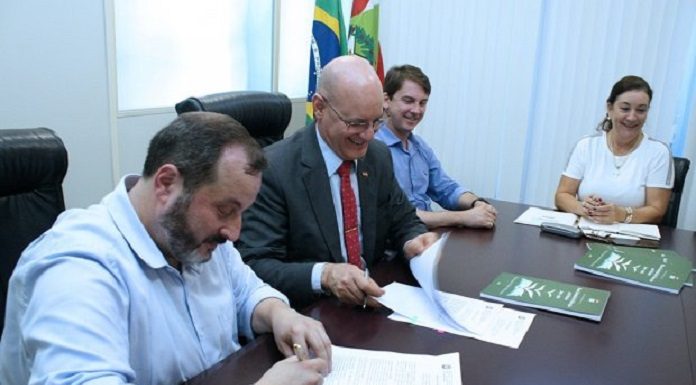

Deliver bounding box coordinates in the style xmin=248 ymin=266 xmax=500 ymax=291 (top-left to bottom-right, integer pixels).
xmin=337 ymin=161 xmax=361 ymax=266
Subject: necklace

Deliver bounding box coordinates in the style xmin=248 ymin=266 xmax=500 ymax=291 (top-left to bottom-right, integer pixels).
xmin=607 ymin=131 xmax=642 ymax=176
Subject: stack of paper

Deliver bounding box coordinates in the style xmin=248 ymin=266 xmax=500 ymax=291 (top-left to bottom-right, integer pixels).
xmin=578 ymin=217 xmax=661 ymax=241
xmin=378 ymin=282 xmax=534 ymax=348
xmin=480 ymin=272 xmax=611 ymax=322
xmin=513 ymin=207 xmax=662 ymax=244
xmin=513 ymin=207 xmax=578 ymax=227
xmin=377 ymin=235 xmax=535 ymax=349
xmin=574 ymin=243 xmax=692 ymax=294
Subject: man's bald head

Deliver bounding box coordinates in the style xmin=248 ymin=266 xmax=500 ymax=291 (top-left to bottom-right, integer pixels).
xmin=311 ymin=55 xmax=384 ymax=161
xmin=316 ymin=55 xmax=382 ymax=102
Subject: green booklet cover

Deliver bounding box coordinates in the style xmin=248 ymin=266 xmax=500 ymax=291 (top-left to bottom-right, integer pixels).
xmin=480 ymin=272 xmax=611 ymax=322
xmin=574 ymin=243 xmax=692 ymax=294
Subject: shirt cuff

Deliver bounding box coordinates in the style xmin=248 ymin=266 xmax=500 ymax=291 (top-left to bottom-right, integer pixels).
xmin=311 ymin=262 xmax=327 ymax=293
xmin=446 ymin=187 xmax=470 ymax=209
xmin=242 ymin=285 xmax=289 ymax=341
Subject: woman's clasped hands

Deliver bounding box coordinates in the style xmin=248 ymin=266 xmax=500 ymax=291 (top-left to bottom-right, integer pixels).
xmin=581 ymin=195 xmax=620 ymax=224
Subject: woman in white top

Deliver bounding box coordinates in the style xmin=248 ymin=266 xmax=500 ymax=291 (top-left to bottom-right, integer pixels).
xmin=555 ymin=75 xmax=674 ymax=224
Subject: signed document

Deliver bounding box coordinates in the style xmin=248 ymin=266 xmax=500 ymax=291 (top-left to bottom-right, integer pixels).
xmin=324 ymin=345 xmax=461 ymax=385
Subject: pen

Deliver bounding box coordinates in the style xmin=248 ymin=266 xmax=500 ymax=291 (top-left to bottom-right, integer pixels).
xmin=293 ymin=343 xmax=307 ymax=361
xmin=363 ymin=266 xmax=369 ymax=309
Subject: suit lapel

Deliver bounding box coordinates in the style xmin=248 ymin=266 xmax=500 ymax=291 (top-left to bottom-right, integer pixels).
xmin=357 ymin=158 xmax=377 ymax=265
xmin=300 ymin=126 xmax=343 ymax=263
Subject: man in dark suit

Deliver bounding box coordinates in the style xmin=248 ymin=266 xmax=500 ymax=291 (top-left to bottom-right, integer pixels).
xmin=238 ymin=56 xmax=438 ymax=308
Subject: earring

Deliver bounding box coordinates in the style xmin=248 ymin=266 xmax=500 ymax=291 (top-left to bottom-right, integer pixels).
xmin=605 ymin=114 xmax=610 ymax=122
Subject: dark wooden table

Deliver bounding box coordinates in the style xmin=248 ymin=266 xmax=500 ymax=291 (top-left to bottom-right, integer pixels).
xmin=186 ymin=200 xmax=695 ymax=385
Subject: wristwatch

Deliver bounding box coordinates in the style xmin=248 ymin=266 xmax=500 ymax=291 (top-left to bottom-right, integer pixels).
xmin=624 ymin=206 xmax=633 ymax=224
xmin=471 ymin=197 xmax=489 ymax=208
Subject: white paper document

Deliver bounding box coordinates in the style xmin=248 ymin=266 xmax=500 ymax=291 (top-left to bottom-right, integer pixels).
xmin=379 ymin=282 xmax=534 ymax=348
xmin=375 ymin=234 xmax=534 ymax=348
xmin=408 ymin=235 xmax=449 ymax=321
xmin=578 ymin=217 xmax=660 ymax=240
xmin=513 ymin=206 xmax=578 ymax=227
xmin=324 ymin=345 xmax=461 ymax=385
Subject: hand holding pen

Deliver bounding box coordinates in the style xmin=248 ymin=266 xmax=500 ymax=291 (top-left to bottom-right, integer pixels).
xmin=258 ymin=344 xmax=326 ymax=385
xmin=293 ymin=343 xmax=309 ymax=361
xmin=257 ymin=304 xmax=331 ymax=384
xmin=360 ymin=257 xmax=369 ymax=309
xmin=319 ymin=261 xmax=384 ymax=306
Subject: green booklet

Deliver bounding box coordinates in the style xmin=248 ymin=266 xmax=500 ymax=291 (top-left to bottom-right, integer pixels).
xmin=480 ymin=272 xmax=611 ymax=322
xmin=574 ymin=243 xmax=692 ymax=294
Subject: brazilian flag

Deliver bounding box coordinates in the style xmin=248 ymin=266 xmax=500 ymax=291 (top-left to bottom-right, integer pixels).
xmin=306 ymin=0 xmax=347 ymax=124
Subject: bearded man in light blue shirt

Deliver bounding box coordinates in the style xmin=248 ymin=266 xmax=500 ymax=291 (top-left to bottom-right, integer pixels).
xmin=0 ymin=112 xmax=330 ymax=385
xmin=375 ymin=64 xmax=498 ymax=229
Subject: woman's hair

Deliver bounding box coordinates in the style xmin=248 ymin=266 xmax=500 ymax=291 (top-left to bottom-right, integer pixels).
xmin=598 ymin=75 xmax=653 ymax=132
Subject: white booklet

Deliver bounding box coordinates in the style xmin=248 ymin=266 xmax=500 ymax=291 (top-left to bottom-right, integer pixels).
xmin=513 ymin=207 xmax=578 ymax=227
xmin=325 ymin=345 xmax=461 ymax=385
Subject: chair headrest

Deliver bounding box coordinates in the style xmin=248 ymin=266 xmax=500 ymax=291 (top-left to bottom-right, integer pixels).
xmin=672 ymin=157 xmax=690 ymax=194
xmin=0 ymin=128 xmax=68 ymax=196
xmin=175 ymin=91 xmax=292 ymax=145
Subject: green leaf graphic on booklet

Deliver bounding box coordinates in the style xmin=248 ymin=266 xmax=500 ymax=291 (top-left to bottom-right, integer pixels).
xmin=480 ymin=272 xmax=610 ymax=321
xmin=574 ymin=243 xmax=692 ymax=294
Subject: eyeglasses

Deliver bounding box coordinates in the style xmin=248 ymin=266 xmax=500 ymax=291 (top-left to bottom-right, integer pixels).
xmin=319 ymin=95 xmax=383 ymax=133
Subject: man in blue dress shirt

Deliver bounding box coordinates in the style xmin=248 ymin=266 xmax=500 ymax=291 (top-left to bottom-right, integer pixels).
xmin=0 ymin=112 xmax=330 ymax=385
xmin=375 ymin=64 xmax=498 ymax=229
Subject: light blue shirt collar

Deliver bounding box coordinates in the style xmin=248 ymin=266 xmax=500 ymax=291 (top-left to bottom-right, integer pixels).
xmin=315 ymin=125 xmax=356 ymax=175
xmin=375 ymin=122 xmax=422 ymax=151
xmin=375 ymin=122 xmax=404 ymax=147
xmin=105 ymin=175 xmax=170 ymax=269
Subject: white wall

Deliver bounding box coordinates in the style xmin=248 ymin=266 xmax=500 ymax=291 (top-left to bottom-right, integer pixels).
xmin=0 ymin=0 xmax=114 ymax=209
xmin=383 ymin=1 xmax=544 ymax=203
xmin=116 ymin=111 xmax=177 ymax=176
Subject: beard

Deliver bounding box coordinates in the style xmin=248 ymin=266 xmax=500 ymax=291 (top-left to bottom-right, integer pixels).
xmin=159 ymin=192 xmax=226 ymax=266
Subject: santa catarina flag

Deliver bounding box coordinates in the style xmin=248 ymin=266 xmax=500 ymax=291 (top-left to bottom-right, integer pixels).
xmin=348 ymin=0 xmax=384 ymax=82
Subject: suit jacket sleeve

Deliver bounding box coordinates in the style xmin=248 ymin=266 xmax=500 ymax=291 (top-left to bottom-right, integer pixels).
xmin=237 ymin=156 xmax=319 ymax=307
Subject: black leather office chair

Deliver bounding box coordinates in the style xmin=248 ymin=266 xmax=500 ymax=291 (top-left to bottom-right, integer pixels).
xmin=661 ymin=156 xmax=690 ymax=228
xmin=0 ymin=128 xmax=68 ymax=332
xmin=175 ymin=91 xmax=292 ymax=147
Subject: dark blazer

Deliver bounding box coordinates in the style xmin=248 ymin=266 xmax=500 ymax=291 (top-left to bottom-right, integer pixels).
xmin=238 ymin=125 xmax=427 ymax=308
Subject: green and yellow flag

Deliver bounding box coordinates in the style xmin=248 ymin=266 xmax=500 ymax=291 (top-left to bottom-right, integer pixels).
xmin=306 ymin=0 xmax=347 ymax=124
xmin=348 ymin=0 xmax=384 ymax=82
